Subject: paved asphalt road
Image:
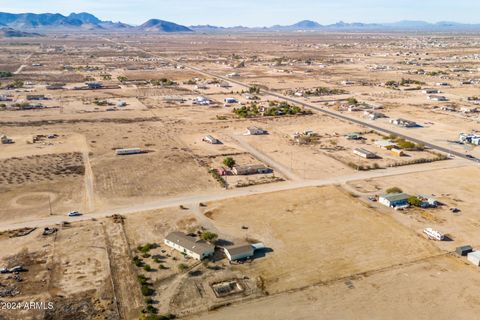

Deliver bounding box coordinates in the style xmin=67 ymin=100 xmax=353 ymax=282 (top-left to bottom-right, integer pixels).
xmin=181 ymin=64 xmax=478 ymax=163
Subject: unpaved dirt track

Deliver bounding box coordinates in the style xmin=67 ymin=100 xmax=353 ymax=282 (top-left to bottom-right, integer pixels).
xmin=230 ymin=134 xmax=301 ymax=181
xmin=0 ymin=159 xmax=469 ymax=232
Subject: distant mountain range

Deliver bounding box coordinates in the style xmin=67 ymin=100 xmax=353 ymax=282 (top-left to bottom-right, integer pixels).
xmin=0 ymin=12 xmax=192 ymax=33
xmin=1 ymin=12 xmax=480 ymax=35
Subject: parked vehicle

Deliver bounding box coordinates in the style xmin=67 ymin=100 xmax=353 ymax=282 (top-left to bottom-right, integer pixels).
xmin=67 ymin=211 xmax=82 ymax=217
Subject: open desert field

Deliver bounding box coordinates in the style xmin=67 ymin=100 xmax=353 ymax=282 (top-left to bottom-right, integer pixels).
xmin=2 ymin=28 xmax=480 ymax=320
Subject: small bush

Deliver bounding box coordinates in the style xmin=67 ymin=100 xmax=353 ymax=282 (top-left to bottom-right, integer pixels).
xmin=386 ymin=187 xmax=403 ymax=194
xmin=178 ymin=263 xmax=188 ymax=272
xmin=141 ymin=285 xmax=154 ymax=296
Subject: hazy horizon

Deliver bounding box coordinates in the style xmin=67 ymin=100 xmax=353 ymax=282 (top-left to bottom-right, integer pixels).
xmin=0 ymin=0 xmax=479 ymax=27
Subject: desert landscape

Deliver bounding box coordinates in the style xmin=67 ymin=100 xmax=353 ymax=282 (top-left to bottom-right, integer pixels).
xmin=2 ymin=7 xmax=480 ymax=319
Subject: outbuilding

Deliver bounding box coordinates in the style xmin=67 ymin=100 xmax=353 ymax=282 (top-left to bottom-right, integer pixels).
xmin=115 ymin=148 xmax=144 ymax=155
xmin=353 ymin=148 xmax=376 ymax=159
xmin=467 ymin=251 xmax=480 ymax=266
xmin=379 ymin=193 xmax=410 ymax=208
xmin=456 ymin=245 xmax=473 ymax=256
xmin=224 ymin=243 xmax=255 ymax=261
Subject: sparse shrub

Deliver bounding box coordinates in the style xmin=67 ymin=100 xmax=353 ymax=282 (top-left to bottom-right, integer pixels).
xmin=178 ymin=263 xmax=188 ymax=272
xmin=386 ymin=187 xmax=403 ymax=194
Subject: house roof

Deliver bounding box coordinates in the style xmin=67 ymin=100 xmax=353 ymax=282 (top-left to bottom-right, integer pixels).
xmin=380 ymin=193 xmax=410 ymax=202
xmin=234 ymin=164 xmax=269 ymax=171
xmin=375 ymin=140 xmax=397 ymax=147
xmin=165 ymin=232 xmax=214 ymax=255
xmin=224 ymin=243 xmax=254 ymax=256
xmin=354 ymin=148 xmax=375 ymax=156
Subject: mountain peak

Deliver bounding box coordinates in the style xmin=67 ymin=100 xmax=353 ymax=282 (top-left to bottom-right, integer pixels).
xmin=139 ymin=19 xmax=192 ymax=32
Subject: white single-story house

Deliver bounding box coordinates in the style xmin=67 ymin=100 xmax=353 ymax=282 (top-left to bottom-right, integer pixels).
xmin=164 ymin=231 xmax=215 ymax=260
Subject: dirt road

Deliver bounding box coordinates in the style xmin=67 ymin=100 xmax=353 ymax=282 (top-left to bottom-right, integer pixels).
xmin=230 ymin=134 xmax=301 ymax=181
xmin=0 ymin=159 xmax=469 ymax=232
xmin=82 ymin=151 xmax=95 ymax=212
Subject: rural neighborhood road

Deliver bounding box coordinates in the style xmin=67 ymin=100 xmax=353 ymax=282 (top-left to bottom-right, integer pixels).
xmin=230 ymin=134 xmax=302 ymax=181
xmin=0 ymin=159 xmax=470 ymax=232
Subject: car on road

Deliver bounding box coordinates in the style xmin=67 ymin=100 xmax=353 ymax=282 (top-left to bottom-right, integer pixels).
xmin=466 ymin=155 xmax=476 ymax=159
xmin=67 ymin=211 xmax=82 ymax=217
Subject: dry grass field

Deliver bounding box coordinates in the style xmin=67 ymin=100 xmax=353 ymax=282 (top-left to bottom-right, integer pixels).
xmin=2 ymin=31 xmax=480 ymax=320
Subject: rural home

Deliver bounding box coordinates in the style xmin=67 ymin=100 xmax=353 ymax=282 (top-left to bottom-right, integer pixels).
xmin=202 ymin=135 xmax=220 ymax=144
xmin=164 ymin=231 xmax=215 ymax=260
xmin=459 ymin=133 xmax=480 ymax=145
xmin=428 ymin=95 xmax=448 ymax=101
xmin=194 ymin=96 xmax=211 ymax=105
xmin=345 ymin=132 xmax=363 ymax=140
xmin=245 ymin=127 xmax=267 ymax=135
xmin=224 ymin=244 xmax=255 ymax=261
xmin=224 ymin=97 xmax=238 ymax=104
xmin=417 ymin=195 xmax=439 ymax=208
xmin=232 ymin=164 xmax=272 ymax=175
xmin=375 ymin=140 xmax=398 ymax=149
xmin=353 ymin=148 xmax=376 ymax=159
xmin=390 ymin=118 xmax=418 ymax=128
xmin=379 ymin=193 xmax=410 ymax=208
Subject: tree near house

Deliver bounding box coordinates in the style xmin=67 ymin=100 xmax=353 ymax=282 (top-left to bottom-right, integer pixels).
xmin=223 ymin=157 xmax=236 ymax=169
xmin=200 ymin=231 xmax=218 ymax=244
xmin=407 ymin=196 xmax=422 ymax=207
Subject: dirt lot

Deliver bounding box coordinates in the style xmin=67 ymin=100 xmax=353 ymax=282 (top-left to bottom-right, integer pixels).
xmin=2 ymin=31 xmax=480 ymax=320
xmin=203 ymin=185 xmax=440 ymax=294
xmin=187 ymin=255 xmax=480 ymax=320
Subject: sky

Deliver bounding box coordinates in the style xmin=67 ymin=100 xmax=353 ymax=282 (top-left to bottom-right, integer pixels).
xmin=0 ymin=0 xmax=479 ymax=27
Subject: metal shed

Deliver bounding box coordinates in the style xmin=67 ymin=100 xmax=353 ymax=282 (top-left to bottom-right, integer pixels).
xmin=456 ymin=245 xmax=473 ymax=256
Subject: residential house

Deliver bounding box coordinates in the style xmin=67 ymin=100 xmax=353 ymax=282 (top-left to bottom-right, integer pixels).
xmin=375 ymin=140 xmax=398 ymax=149
xmin=390 ymin=118 xmax=418 ymax=128
xmin=345 ymin=132 xmax=363 ymax=140
xmin=232 ymin=164 xmax=272 ymax=175
xmin=202 ymin=135 xmax=220 ymax=144
xmin=164 ymin=231 xmax=215 ymax=260
xmin=428 ymin=95 xmax=448 ymax=101
xmin=459 ymin=133 xmax=480 ymax=145
xmin=379 ymin=193 xmax=410 ymax=208
xmin=224 ymin=97 xmax=238 ymax=104
xmin=245 ymin=127 xmax=267 ymax=135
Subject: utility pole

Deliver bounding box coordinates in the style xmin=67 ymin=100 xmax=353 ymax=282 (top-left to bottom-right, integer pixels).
xmin=48 ymin=195 xmax=53 ymax=216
